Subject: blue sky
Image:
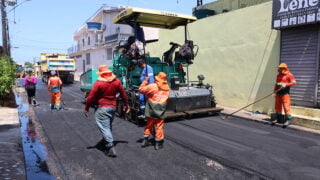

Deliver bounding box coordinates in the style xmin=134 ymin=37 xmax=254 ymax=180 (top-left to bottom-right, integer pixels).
xmin=4 ymin=0 xmax=204 ymax=64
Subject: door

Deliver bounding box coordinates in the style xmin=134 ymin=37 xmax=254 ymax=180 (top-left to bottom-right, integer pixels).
xmin=280 ymin=25 xmax=319 ymax=107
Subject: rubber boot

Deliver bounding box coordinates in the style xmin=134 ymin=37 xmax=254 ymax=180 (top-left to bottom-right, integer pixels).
xmin=141 ymin=136 xmax=149 ymax=148
xmin=107 ymin=146 xmax=117 ymax=157
xmin=282 ymin=114 xmax=292 ymax=128
xmin=55 ymin=104 xmax=62 ymax=111
xmin=271 ymin=113 xmax=278 ymax=125
xmin=155 ymin=140 xmax=164 ymax=150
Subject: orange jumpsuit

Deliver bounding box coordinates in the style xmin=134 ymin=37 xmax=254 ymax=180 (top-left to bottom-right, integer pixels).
xmin=139 ymin=77 xmax=170 ymax=141
xmin=48 ymin=76 xmax=63 ymax=109
xmin=274 ymin=69 xmax=297 ymax=115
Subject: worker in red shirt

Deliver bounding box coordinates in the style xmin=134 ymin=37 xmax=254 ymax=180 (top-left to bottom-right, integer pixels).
xmin=84 ymin=65 xmax=129 ymax=157
xmin=47 ymin=71 xmax=63 ymax=110
xmin=139 ymin=72 xmax=170 ymax=150
xmin=272 ymin=63 xmax=297 ymax=127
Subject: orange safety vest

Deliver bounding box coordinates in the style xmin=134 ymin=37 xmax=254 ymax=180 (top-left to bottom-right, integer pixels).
xmin=139 ymin=81 xmax=170 ymax=119
xmin=48 ymin=76 xmax=62 ymax=93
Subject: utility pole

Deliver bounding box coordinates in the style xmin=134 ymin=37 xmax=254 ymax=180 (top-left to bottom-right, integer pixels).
xmin=1 ymin=0 xmax=9 ymax=56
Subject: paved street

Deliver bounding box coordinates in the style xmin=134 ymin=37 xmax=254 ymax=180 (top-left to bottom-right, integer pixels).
xmin=23 ymin=80 xmax=320 ymax=180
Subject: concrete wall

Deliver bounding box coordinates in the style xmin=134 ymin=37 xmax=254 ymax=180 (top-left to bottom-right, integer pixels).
xmin=199 ymin=0 xmax=271 ymax=14
xmin=147 ymin=1 xmax=280 ymax=113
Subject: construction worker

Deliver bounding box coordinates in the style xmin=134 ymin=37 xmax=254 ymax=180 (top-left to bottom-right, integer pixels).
xmin=139 ymin=72 xmax=170 ymax=150
xmin=47 ymin=71 xmax=63 ymax=110
xmin=138 ymin=59 xmax=154 ymax=119
xmin=84 ymin=65 xmax=130 ymax=157
xmin=24 ymin=70 xmax=37 ymax=106
xmin=272 ymin=63 xmax=297 ymax=127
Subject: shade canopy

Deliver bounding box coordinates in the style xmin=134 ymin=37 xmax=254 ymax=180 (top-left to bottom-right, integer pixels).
xmin=113 ymin=7 xmax=197 ymax=29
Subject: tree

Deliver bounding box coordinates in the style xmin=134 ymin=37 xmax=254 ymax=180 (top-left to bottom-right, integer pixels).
xmin=0 ymin=56 xmax=16 ymax=98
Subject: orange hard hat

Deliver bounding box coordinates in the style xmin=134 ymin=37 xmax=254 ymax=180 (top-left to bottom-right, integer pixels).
xmin=278 ymin=63 xmax=287 ymax=68
xmin=97 ymin=65 xmax=112 ymax=75
xmin=155 ymin=72 xmax=167 ymax=82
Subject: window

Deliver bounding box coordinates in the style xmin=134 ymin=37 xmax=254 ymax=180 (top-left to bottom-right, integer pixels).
xmin=106 ymin=48 xmax=112 ymax=60
xmin=95 ymin=34 xmax=98 ymax=43
xmin=86 ymin=53 xmax=90 ymax=65
xmin=82 ymin=39 xmax=85 ymax=47
xmin=88 ymin=36 xmax=90 ymax=45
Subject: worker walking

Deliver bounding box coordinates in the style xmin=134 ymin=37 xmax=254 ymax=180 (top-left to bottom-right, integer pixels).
xmin=24 ymin=71 xmax=37 ymax=106
xmin=272 ymin=63 xmax=297 ymax=127
xmin=47 ymin=71 xmax=63 ymax=110
xmin=84 ymin=65 xmax=129 ymax=157
xmin=138 ymin=59 xmax=154 ymax=119
xmin=139 ymin=72 xmax=170 ymax=150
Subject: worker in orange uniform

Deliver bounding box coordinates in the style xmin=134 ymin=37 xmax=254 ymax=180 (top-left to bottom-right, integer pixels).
xmin=272 ymin=63 xmax=297 ymax=127
xmin=48 ymin=71 xmax=63 ymax=110
xmin=139 ymin=72 xmax=170 ymax=150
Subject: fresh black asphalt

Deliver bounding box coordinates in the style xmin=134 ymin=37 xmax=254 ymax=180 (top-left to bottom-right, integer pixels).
xmin=28 ymin=80 xmax=320 ymax=180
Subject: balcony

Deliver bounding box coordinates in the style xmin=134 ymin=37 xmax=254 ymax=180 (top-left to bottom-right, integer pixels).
xmin=104 ymin=33 xmax=132 ymax=44
xmin=68 ymin=45 xmax=79 ymax=55
xmin=68 ymin=33 xmax=132 ymax=56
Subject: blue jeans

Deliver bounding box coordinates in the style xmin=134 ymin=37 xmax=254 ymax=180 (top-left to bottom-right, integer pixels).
xmin=95 ymin=107 xmax=116 ymax=147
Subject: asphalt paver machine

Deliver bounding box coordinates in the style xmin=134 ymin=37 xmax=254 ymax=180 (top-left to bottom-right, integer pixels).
xmin=111 ymin=7 xmax=223 ymax=124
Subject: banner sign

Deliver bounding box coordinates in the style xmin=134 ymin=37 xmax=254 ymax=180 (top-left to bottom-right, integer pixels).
xmin=272 ymin=0 xmax=320 ymax=29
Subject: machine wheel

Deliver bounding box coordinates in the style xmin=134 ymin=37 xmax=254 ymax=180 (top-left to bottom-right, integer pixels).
xmin=125 ymin=90 xmax=141 ymax=124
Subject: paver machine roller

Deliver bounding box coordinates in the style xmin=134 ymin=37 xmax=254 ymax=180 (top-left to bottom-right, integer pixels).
xmin=112 ymin=8 xmax=222 ymax=124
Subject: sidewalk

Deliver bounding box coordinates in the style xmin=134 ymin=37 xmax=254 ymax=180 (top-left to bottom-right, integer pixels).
xmin=0 ymin=106 xmax=25 ymax=179
xmin=218 ymin=105 xmax=320 ymax=135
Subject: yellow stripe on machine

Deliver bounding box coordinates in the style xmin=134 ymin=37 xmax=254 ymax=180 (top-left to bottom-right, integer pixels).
xmin=113 ymin=7 xmax=197 ymax=29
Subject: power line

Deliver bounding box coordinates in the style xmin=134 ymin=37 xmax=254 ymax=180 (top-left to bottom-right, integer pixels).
xmin=13 ymin=44 xmax=68 ymax=50
xmin=13 ymin=35 xmax=73 ymax=44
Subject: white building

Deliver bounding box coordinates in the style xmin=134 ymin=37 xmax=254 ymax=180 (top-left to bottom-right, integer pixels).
xmin=68 ymin=5 xmax=159 ymax=81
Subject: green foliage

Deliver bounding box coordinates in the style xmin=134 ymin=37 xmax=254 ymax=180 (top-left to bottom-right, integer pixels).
xmin=0 ymin=56 xmax=16 ymax=97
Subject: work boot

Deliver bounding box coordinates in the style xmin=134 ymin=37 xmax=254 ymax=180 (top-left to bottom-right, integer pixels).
xmin=282 ymin=114 xmax=292 ymax=128
xmin=155 ymin=140 xmax=164 ymax=150
xmin=270 ymin=113 xmax=278 ymax=125
xmin=107 ymin=146 xmax=117 ymax=157
xmin=141 ymin=136 xmax=149 ymax=148
xmin=32 ymin=98 xmax=37 ymax=105
xmin=55 ymin=105 xmax=62 ymax=111
xmin=282 ymin=120 xmax=290 ymax=128
xmin=271 ymin=119 xmax=277 ymax=125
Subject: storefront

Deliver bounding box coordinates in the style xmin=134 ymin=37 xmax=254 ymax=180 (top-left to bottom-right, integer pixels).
xmin=272 ymin=0 xmax=320 ymax=108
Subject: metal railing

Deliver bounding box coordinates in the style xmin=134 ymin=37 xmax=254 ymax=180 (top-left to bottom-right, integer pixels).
xmin=105 ymin=33 xmax=132 ymax=44
xmin=68 ymin=33 xmax=132 ymax=55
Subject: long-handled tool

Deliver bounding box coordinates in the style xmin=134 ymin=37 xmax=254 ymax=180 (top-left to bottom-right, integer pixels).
xmin=220 ymin=89 xmax=281 ymax=120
